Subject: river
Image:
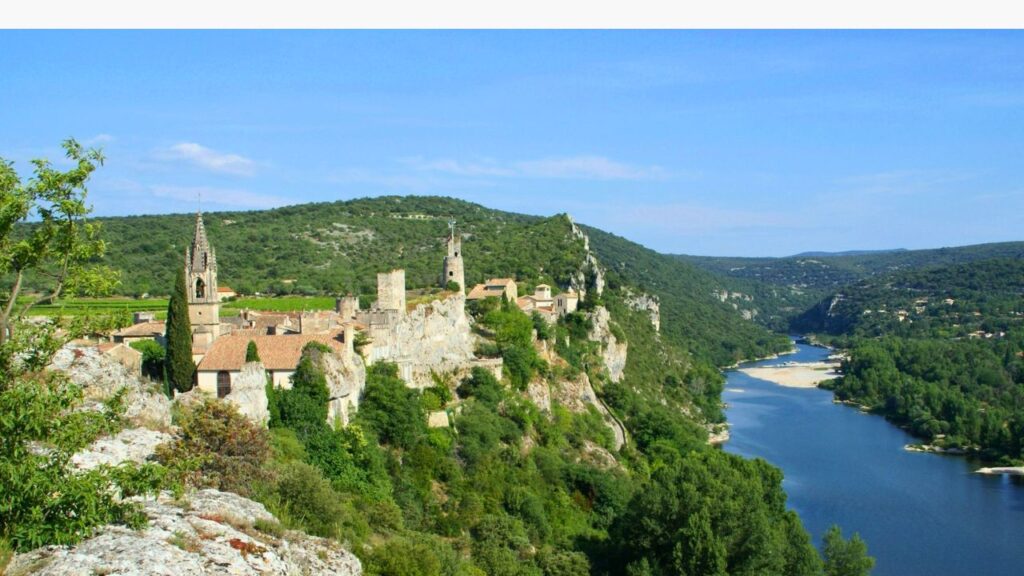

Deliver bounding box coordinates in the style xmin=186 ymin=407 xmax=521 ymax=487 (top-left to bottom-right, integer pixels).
xmin=722 ymin=340 xmax=1024 ymax=576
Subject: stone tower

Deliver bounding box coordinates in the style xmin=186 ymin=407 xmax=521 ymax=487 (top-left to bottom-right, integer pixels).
xmin=186 ymin=212 xmax=221 ymax=340
xmin=376 ymin=269 xmax=406 ymax=314
xmin=441 ymin=218 xmax=465 ymax=293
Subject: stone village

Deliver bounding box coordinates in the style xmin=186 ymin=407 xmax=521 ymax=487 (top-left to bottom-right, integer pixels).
xmin=103 ymin=213 xmax=593 ymax=428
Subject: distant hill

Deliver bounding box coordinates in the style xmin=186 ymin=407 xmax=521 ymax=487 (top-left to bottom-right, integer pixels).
xmin=791 ymin=257 xmax=1024 ymax=338
xmin=789 ymin=248 xmax=907 ymax=258
xmin=678 ymin=241 xmax=1024 ymax=331
xmin=63 ymin=195 xmax=787 ymax=366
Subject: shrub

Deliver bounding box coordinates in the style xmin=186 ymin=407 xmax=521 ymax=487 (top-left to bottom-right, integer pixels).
xmin=155 ymin=398 xmax=271 ymax=496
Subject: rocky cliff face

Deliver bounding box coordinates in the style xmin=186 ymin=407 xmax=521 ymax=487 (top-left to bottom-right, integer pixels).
xmin=225 ymin=362 xmax=271 ymax=425
xmin=625 ymin=290 xmax=661 ymax=333
xmin=50 ymin=344 xmax=173 ymax=429
xmin=6 ymin=490 xmax=362 ymax=576
xmin=568 ymin=216 xmax=605 ymax=299
xmin=588 ymin=306 xmax=628 ymax=384
xmin=322 ymin=347 xmax=367 ymax=425
xmin=372 ymin=294 xmax=477 ymax=388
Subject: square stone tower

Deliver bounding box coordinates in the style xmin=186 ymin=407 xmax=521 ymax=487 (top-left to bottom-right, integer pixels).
xmin=441 ymin=218 xmax=465 ymax=293
xmin=377 ymin=269 xmax=406 ymax=313
xmin=186 ymin=212 xmax=221 ymax=338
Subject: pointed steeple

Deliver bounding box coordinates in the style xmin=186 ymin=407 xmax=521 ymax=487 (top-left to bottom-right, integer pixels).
xmin=188 ymin=212 xmax=216 ymax=273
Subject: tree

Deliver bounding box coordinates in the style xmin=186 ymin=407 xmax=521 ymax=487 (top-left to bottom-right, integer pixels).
xmin=0 ymin=139 xmax=119 ymax=348
xmin=823 ymin=525 xmax=875 ymax=576
xmin=245 ymin=340 xmax=260 ymax=363
xmin=0 ymin=140 xmax=163 ymax=552
xmin=164 ymin=267 xmax=194 ymax=394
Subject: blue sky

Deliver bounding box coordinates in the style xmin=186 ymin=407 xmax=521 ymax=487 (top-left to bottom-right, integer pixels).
xmin=1 ymin=30 xmax=1022 ymax=256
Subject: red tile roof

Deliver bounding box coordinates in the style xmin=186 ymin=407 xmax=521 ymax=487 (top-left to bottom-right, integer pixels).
xmin=197 ymin=332 xmax=345 ymax=372
xmin=113 ymin=321 xmax=166 ymax=338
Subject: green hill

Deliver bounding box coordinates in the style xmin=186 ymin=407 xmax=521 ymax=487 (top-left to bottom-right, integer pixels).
xmin=73 ymin=195 xmax=786 ymax=366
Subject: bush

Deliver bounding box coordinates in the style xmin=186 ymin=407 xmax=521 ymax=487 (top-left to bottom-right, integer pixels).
xmin=155 ymin=398 xmax=271 ymax=496
xmin=358 ymin=363 xmax=427 ymax=450
xmin=130 ymin=339 xmax=166 ymax=381
xmin=274 ymin=461 xmax=350 ymax=539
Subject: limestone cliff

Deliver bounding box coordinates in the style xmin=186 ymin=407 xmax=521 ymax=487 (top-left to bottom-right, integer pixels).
xmin=367 ymin=294 xmax=476 ymax=388
xmin=321 ymin=346 xmax=367 ymax=425
xmin=588 ymin=306 xmax=628 ymax=384
xmin=568 ymin=216 xmax=605 ymax=299
xmin=625 ymin=289 xmax=661 ymax=333
xmin=6 ymin=490 xmax=362 ymax=576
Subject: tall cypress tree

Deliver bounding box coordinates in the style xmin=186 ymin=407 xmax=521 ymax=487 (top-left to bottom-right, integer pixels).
xmin=165 ymin=267 xmax=195 ymax=394
xmin=245 ymin=340 xmax=260 ymax=363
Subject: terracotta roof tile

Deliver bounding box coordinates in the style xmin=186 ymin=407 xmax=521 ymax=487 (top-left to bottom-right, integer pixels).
xmin=113 ymin=321 xmax=166 ymax=337
xmin=197 ymin=332 xmax=345 ymax=372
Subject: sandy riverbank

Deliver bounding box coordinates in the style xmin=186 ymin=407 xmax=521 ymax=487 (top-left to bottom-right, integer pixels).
xmin=737 ymin=362 xmax=841 ymax=388
xmin=974 ymin=466 xmax=1024 ymax=476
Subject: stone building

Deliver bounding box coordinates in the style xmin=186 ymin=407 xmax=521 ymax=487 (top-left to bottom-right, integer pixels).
xmin=467 ymin=278 xmax=518 ymax=302
xmin=440 ymin=219 xmax=465 ymax=293
xmin=186 ymin=212 xmax=222 ymax=348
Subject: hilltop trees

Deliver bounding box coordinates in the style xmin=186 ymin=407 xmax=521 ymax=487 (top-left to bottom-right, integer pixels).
xmin=164 ymin=268 xmax=194 ymax=394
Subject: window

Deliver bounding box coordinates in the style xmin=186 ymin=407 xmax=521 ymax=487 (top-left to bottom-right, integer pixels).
xmin=195 ymin=278 xmax=205 ymax=299
xmin=217 ymin=371 xmax=231 ymax=398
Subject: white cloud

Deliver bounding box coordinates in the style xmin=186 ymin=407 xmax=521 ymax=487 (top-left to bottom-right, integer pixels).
xmin=159 ymin=142 xmax=256 ymax=176
xmin=84 ymin=134 xmax=115 ymax=145
xmin=405 ymin=154 xmax=668 ymax=181
xmin=150 ymin=185 xmax=287 ymax=209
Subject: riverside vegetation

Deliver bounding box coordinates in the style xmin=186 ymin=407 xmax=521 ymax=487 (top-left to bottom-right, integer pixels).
xmin=1 ymin=142 xmax=877 ymax=575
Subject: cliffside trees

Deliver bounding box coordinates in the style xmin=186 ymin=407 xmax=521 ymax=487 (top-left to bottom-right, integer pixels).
xmin=164 ymin=268 xmax=194 ymax=394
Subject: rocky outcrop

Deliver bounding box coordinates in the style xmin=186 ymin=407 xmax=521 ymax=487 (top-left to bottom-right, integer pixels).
xmin=550 ymin=372 xmax=626 ymax=451
xmin=588 ymin=306 xmax=627 ymax=384
xmin=50 ymin=344 xmax=172 ymax=429
xmin=6 ymin=489 xmax=362 ymax=576
xmin=72 ymin=427 xmax=172 ymax=471
xmin=225 ymin=362 xmax=271 ymax=425
xmin=367 ymin=294 xmax=476 ymax=389
xmin=625 ymin=290 xmax=661 ymax=333
xmin=322 ymin=348 xmax=367 ymax=426
xmin=568 ymin=216 xmax=605 ymax=299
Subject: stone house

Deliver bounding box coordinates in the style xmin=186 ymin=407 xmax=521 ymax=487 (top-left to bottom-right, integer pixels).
xmin=195 ymin=330 xmax=351 ymax=397
xmin=467 ymin=278 xmax=518 ymax=302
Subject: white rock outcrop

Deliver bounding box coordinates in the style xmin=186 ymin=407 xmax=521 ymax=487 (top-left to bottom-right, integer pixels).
xmin=588 ymin=306 xmax=628 ymax=384
xmin=322 ymin=347 xmax=367 ymax=426
xmin=224 ymin=362 xmax=271 ymax=425
xmin=72 ymin=427 xmax=172 ymax=471
xmin=50 ymin=344 xmax=172 ymax=429
xmin=6 ymin=490 xmax=362 ymax=576
xmin=625 ymin=290 xmax=661 ymax=333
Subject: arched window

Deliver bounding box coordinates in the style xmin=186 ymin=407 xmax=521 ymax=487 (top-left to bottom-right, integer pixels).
xmin=217 ymin=371 xmax=231 ymax=398
xmin=195 ymin=278 xmax=205 ymax=299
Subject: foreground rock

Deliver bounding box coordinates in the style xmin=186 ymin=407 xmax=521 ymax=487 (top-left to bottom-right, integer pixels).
xmin=6 ymin=489 xmax=362 ymax=576
xmin=72 ymin=427 xmax=172 ymax=471
xmin=50 ymin=344 xmax=172 ymax=429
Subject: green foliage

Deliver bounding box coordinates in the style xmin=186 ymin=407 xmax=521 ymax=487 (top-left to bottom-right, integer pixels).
xmin=0 ymin=372 xmax=164 ymax=551
xmin=1 ymin=139 xmax=120 ymax=347
xmin=481 ymin=300 xmax=544 ymax=390
xmin=245 ymin=339 xmax=260 ymax=363
xmin=457 ymin=367 xmax=504 ymax=408
xmin=130 ymin=338 xmax=166 ymax=381
xmin=155 ymin=398 xmax=271 ymax=497
xmin=272 ymin=342 xmax=331 ymax=433
xmin=164 ymin=268 xmax=194 ymax=394
xmin=830 ymin=335 xmax=1024 ymax=462
xmin=446 ymin=280 xmax=462 ymax=293
xmin=822 ymin=525 xmax=875 ymax=576
xmin=358 ymin=363 xmax=428 ymax=451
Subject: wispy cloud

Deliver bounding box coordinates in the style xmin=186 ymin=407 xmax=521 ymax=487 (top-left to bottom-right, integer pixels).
xmin=157 ymin=142 xmax=257 ymax=176
xmin=84 ymin=134 xmax=115 ymax=146
xmin=150 ymin=185 xmax=287 ymax=209
xmin=404 ymin=155 xmax=669 ymax=181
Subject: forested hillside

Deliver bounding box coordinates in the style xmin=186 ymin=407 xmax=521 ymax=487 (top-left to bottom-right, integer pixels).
xmin=792 ymin=258 xmax=1024 ymax=463
xmin=680 ymin=242 xmax=1024 ymax=331
xmin=68 ymin=195 xmax=787 ymax=366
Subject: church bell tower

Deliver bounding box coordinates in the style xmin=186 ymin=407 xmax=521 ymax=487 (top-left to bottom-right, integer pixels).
xmin=186 ymin=212 xmax=221 ymax=340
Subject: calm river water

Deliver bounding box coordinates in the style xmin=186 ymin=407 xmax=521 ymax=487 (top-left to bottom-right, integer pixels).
xmin=722 ymin=341 xmax=1024 ymax=576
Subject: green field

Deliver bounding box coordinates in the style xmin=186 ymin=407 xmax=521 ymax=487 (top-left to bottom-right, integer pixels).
xmin=25 ymin=295 xmax=341 ymax=320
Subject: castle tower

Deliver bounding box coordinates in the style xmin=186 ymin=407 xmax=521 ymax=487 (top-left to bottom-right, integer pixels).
xmin=377 ymin=269 xmax=406 ymax=314
xmin=441 ymin=218 xmax=465 ymax=293
xmin=186 ymin=212 xmax=221 ymax=340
